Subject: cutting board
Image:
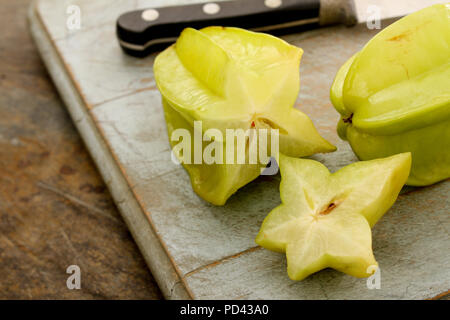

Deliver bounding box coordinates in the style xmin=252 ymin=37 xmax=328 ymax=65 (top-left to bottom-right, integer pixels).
xmin=29 ymin=0 xmax=449 ymax=299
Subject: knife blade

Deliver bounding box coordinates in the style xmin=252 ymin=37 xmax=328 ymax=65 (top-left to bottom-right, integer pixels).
xmin=116 ymin=0 xmax=357 ymax=57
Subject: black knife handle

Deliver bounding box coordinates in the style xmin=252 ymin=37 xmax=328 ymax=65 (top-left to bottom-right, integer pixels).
xmin=117 ymin=0 xmax=356 ymax=57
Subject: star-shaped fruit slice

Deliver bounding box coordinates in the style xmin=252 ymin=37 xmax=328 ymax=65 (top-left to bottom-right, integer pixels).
xmin=155 ymin=27 xmax=335 ymax=205
xmin=256 ymin=152 xmax=412 ymax=280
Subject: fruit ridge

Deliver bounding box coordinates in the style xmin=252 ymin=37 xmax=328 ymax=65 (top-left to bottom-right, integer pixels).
xmin=256 ymin=153 xmax=412 ymax=280
xmin=155 ymin=27 xmax=335 ymax=204
xmin=330 ymin=4 xmax=450 ymax=186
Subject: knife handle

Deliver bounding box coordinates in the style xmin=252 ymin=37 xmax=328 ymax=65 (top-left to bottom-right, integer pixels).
xmin=117 ymin=0 xmax=356 ymax=57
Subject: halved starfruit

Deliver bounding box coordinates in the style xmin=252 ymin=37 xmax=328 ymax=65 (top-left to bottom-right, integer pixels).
xmin=155 ymin=27 xmax=335 ymax=205
xmin=256 ymin=152 xmax=412 ymax=280
xmin=330 ymin=4 xmax=450 ymax=186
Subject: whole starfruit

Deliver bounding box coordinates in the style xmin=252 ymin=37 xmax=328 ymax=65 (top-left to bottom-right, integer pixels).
xmin=330 ymin=4 xmax=450 ymax=186
xmin=155 ymin=27 xmax=335 ymax=205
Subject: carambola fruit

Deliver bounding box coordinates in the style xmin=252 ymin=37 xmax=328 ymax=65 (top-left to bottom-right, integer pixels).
xmin=256 ymin=152 xmax=412 ymax=280
xmin=330 ymin=4 xmax=450 ymax=186
xmin=155 ymin=27 xmax=335 ymax=205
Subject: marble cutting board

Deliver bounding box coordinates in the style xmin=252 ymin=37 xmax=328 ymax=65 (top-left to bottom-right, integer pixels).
xmin=28 ymin=0 xmax=449 ymax=299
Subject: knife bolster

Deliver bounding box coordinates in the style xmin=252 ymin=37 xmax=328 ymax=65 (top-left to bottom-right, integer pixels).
xmin=319 ymin=0 xmax=357 ymax=26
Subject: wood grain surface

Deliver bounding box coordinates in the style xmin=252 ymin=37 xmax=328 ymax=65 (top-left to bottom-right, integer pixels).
xmin=0 ymin=0 xmax=162 ymax=299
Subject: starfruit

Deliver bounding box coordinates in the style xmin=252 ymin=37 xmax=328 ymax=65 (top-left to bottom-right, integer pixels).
xmin=330 ymin=4 xmax=450 ymax=186
xmin=256 ymin=152 xmax=412 ymax=280
xmin=155 ymin=27 xmax=335 ymax=205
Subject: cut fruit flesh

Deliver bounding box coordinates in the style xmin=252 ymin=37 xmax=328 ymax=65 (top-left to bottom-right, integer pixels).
xmin=155 ymin=27 xmax=335 ymax=204
xmin=256 ymin=153 xmax=412 ymax=280
xmin=155 ymin=27 xmax=335 ymax=148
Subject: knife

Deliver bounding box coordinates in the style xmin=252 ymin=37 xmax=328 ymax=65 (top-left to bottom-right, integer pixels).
xmin=117 ymin=0 xmax=357 ymax=57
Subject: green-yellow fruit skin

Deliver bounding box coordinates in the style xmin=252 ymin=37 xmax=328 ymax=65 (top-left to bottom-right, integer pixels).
xmin=330 ymin=4 xmax=450 ymax=186
xmin=330 ymin=53 xmax=357 ymax=118
xmin=155 ymin=26 xmax=335 ymax=205
xmin=345 ymin=119 xmax=450 ymax=186
xmin=162 ymin=98 xmax=262 ymax=205
xmin=256 ymin=153 xmax=412 ymax=281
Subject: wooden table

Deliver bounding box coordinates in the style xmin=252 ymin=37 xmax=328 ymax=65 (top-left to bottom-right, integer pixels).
xmin=0 ymin=0 xmax=162 ymax=299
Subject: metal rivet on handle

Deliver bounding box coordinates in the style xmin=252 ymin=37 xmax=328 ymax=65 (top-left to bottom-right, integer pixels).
xmin=264 ymin=0 xmax=282 ymax=9
xmin=141 ymin=9 xmax=159 ymax=21
xmin=203 ymin=3 xmax=221 ymax=15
